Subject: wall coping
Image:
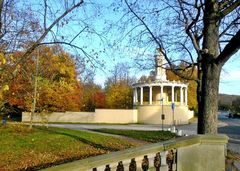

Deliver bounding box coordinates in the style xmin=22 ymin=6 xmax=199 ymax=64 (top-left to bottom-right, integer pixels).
xmin=43 ymin=134 xmax=228 ymax=171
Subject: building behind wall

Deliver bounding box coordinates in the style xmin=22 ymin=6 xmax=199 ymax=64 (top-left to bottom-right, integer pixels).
xmin=132 ymin=48 xmax=193 ymax=125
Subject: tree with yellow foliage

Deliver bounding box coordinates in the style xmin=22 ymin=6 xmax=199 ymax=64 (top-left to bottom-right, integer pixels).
xmin=105 ymin=63 xmax=135 ymax=109
xmin=2 ymin=45 xmax=82 ymax=113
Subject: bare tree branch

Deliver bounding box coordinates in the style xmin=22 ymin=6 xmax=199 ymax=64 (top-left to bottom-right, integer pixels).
xmin=124 ymin=0 xmax=199 ymax=81
xmin=219 ymin=16 xmax=239 ymax=37
xmin=1 ymin=0 xmax=84 ymax=72
xmin=38 ymin=41 xmax=102 ymax=71
xmin=177 ymin=0 xmax=201 ymax=54
xmin=219 ymin=0 xmax=240 ymax=18
xmin=44 ymin=0 xmax=47 ymax=31
xmin=124 ymin=0 xmax=164 ymax=49
xmin=69 ymin=26 xmax=87 ymax=44
xmin=216 ymin=29 xmax=240 ymax=65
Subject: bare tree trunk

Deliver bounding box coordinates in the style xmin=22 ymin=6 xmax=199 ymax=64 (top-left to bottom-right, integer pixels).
xmin=198 ymin=61 xmax=222 ymax=134
xmin=198 ymin=0 xmax=221 ymax=134
xmin=197 ymin=61 xmax=203 ymax=133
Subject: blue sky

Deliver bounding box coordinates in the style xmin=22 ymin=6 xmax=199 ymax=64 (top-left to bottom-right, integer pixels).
xmin=220 ymin=52 xmax=240 ymax=95
xmin=93 ymin=49 xmax=240 ymax=95
xmin=42 ymin=0 xmax=239 ymax=95
xmin=90 ymin=1 xmax=240 ymax=95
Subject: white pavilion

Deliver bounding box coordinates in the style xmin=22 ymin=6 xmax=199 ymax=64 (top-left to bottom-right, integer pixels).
xmin=132 ymin=49 xmax=193 ymax=125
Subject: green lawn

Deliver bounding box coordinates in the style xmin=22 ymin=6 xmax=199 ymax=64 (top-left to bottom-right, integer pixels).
xmin=92 ymin=129 xmax=176 ymax=143
xmin=0 ymin=124 xmax=139 ymax=170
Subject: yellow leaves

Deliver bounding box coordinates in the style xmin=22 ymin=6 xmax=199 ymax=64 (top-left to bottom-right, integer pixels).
xmin=105 ymin=82 xmax=133 ymax=109
xmin=3 ymin=85 xmax=9 ymax=91
xmin=0 ymin=85 xmax=9 ymax=100
xmin=12 ymin=65 xmax=21 ymax=77
xmin=0 ymin=53 xmax=6 ymax=65
xmin=2 ymin=45 xmax=81 ymax=112
xmin=0 ymin=53 xmax=15 ymax=65
xmin=59 ymin=80 xmax=74 ymax=91
xmin=9 ymin=54 xmax=14 ymax=61
xmin=59 ymin=67 xmax=66 ymax=74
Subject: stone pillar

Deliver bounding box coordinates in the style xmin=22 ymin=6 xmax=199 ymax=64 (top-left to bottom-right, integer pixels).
xmin=140 ymin=87 xmax=143 ymax=105
xmin=135 ymin=87 xmax=138 ymax=103
xmin=133 ymin=88 xmax=137 ymax=104
xmin=149 ymin=86 xmax=152 ymax=105
xmin=160 ymin=85 xmax=163 ymax=99
xmin=180 ymin=87 xmax=183 ymax=105
xmin=172 ymin=86 xmax=175 ymax=103
xmin=185 ymin=87 xmax=188 ymax=105
xmin=133 ymin=88 xmax=135 ymax=104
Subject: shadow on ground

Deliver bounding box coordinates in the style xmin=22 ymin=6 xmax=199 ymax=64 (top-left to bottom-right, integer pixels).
xmin=218 ymin=126 xmax=240 ymax=139
xmin=37 ymin=127 xmax=120 ymax=151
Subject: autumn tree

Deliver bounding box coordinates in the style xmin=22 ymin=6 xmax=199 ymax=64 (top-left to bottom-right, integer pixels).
xmin=81 ymin=83 xmax=104 ymax=111
xmin=80 ymin=82 xmax=105 ymax=111
xmin=3 ymin=45 xmax=82 ymax=112
xmin=0 ymin=0 xmax=105 ymax=111
xmin=79 ymin=69 xmax=105 ymax=111
xmin=95 ymin=91 xmax=106 ymax=109
xmin=111 ymin=0 xmax=240 ymax=134
xmin=0 ymin=0 xmax=108 ymax=128
xmin=105 ymin=63 xmax=135 ymax=109
xmin=0 ymin=0 xmax=84 ymax=77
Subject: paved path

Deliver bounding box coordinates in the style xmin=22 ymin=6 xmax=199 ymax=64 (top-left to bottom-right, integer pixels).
xmin=46 ymin=112 xmax=240 ymax=153
xmin=218 ymin=116 xmax=240 ymax=156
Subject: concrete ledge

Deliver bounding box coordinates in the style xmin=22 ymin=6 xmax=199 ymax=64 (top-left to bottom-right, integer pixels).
xmin=42 ymin=134 xmax=228 ymax=171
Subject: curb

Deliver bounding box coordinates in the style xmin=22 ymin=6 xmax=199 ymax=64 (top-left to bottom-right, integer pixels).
xmin=229 ymin=138 xmax=240 ymax=144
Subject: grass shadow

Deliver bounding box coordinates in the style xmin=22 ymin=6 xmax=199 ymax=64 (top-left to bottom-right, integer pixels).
xmin=36 ymin=126 xmax=120 ymax=151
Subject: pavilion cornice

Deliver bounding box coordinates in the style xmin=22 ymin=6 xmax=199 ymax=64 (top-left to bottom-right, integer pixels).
xmin=132 ymin=81 xmax=188 ymax=88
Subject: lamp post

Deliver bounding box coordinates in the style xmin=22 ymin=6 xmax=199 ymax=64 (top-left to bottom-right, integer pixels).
xmin=171 ymin=102 xmax=175 ymax=132
xmin=160 ymin=98 xmax=165 ymax=131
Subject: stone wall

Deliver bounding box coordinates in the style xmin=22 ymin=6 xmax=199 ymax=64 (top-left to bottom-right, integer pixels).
xmin=137 ymin=105 xmax=193 ymax=125
xmin=22 ymin=106 xmax=193 ymax=124
xmin=22 ymin=109 xmax=138 ymax=124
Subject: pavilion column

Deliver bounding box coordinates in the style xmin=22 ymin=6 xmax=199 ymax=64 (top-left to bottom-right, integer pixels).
xmin=180 ymin=87 xmax=183 ymax=105
xmin=135 ymin=88 xmax=138 ymax=103
xmin=149 ymin=86 xmax=152 ymax=105
xmin=140 ymin=87 xmax=143 ymax=105
xmin=185 ymin=87 xmax=188 ymax=105
xmin=133 ymin=88 xmax=137 ymax=104
xmin=133 ymin=88 xmax=135 ymax=104
xmin=160 ymin=85 xmax=163 ymax=99
xmin=172 ymin=86 xmax=175 ymax=103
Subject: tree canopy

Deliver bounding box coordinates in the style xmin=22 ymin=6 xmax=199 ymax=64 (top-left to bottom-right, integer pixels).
xmin=3 ymin=45 xmax=82 ymax=112
xmin=105 ymin=63 xmax=135 ymax=109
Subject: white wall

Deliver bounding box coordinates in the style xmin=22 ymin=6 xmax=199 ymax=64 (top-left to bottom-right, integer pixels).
xmin=22 ymin=107 xmax=192 ymax=125
xmin=22 ymin=109 xmax=138 ymax=124
xmin=137 ymin=105 xmax=191 ymax=125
